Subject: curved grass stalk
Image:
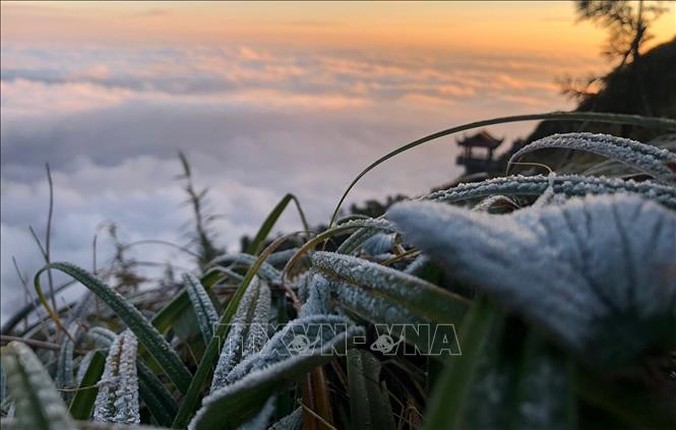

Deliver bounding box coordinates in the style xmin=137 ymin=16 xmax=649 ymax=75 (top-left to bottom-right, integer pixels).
xmin=329 ymin=111 xmax=676 ymax=226
xmin=183 ymin=273 xmax=219 ymax=343
xmin=245 ymin=193 xmax=309 ymax=256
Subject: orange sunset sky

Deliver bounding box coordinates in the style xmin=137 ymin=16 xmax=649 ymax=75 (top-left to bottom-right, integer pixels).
xmin=2 ymin=1 xmax=674 ymax=54
xmin=1 ymin=2 xmax=675 ymax=321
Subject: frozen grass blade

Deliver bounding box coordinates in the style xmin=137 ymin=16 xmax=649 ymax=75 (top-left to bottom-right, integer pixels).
xmin=329 ymin=111 xmax=676 ymax=226
xmin=183 ymin=273 xmax=219 ymax=344
xmin=389 ymin=194 xmax=676 ymax=368
xmin=172 ymin=237 xmax=288 ymax=429
xmin=56 ymin=323 xmax=78 ymax=400
xmin=423 ymin=174 xmax=676 ymax=209
xmin=1 ymin=341 xmax=77 ymax=430
xmin=210 ymin=277 xmax=271 ymax=393
xmin=312 ymin=252 xmax=469 ymax=324
xmin=189 ymin=315 xmax=364 ymax=430
xmin=508 ymin=132 xmax=676 ymax=182
xmin=34 ymin=263 xmax=192 ymax=393
xmin=93 ymin=330 xmax=140 ymax=425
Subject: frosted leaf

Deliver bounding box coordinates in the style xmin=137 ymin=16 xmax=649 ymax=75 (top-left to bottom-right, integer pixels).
xmin=184 ymin=273 xmax=219 ymax=343
xmin=360 ymin=233 xmax=397 ymax=256
xmin=509 ymin=132 xmax=676 ymax=182
xmin=268 ymin=407 xmax=303 ymax=430
xmin=210 ymin=277 xmax=271 ymax=393
xmin=423 ymin=174 xmax=676 ymax=210
xmin=335 ymin=219 xmax=397 ymax=255
xmin=1 ymin=341 xmax=76 ymax=429
xmin=87 ymin=327 xmax=117 ymax=348
xmin=190 ymin=315 xmax=363 ymax=429
xmin=298 ymin=271 xmax=336 ymax=318
xmin=388 ymin=194 xmax=676 ymax=368
xmin=265 ymin=249 xmax=299 ymax=268
xmin=93 ymin=330 xmax=140 ymax=424
xmin=208 ymin=253 xmax=281 ymax=284
xmin=55 ymin=323 xmax=78 ymax=394
xmin=473 ymin=195 xmax=520 ymax=213
xmin=312 ymin=252 xmax=468 ymax=324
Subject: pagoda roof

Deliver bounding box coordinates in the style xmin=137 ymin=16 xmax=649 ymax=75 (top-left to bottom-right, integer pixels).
xmin=456 ymin=130 xmax=504 ymax=149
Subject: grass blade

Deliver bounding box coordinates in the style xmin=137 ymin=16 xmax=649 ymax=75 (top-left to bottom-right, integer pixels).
xmin=246 ymin=193 xmax=309 ymax=256
xmin=33 ymin=263 xmax=192 ymax=394
xmin=329 ymin=111 xmax=676 ymax=226
xmin=69 ymin=350 xmax=106 ymax=420
xmin=423 ymin=298 xmax=497 ymax=430
xmin=93 ymin=330 xmax=140 ymax=425
xmin=137 ymin=360 xmax=178 ymax=427
xmin=347 ymin=349 xmax=395 ymax=430
xmin=183 ymin=273 xmax=219 ymax=344
xmin=1 ymin=341 xmax=77 ymax=430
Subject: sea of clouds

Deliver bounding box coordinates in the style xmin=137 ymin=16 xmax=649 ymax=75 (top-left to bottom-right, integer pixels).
xmin=0 ymin=44 xmax=596 ymax=322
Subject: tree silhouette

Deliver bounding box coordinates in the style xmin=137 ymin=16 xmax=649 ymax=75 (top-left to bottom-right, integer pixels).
xmin=561 ymin=0 xmax=668 ymax=115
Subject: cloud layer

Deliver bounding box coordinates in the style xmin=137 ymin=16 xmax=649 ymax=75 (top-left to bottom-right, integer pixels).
xmin=1 ymin=44 xmax=590 ymax=322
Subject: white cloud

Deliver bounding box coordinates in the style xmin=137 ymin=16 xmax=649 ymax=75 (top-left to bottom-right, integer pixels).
xmin=1 ymin=43 xmax=582 ymax=324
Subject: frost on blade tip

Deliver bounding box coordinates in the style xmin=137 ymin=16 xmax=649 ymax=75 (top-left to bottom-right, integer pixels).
xmin=298 ymin=271 xmax=336 ymax=318
xmin=509 ymin=132 xmax=676 ymax=182
xmin=210 ymin=277 xmax=271 ymax=394
xmin=87 ymin=326 xmax=117 ymax=348
xmin=388 ymin=194 xmax=676 ymax=368
xmin=222 ymin=314 xmax=361 ymax=386
xmin=93 ymin=330 xmax=140 ymax=424
xmin=184 ymin=273 xmax=219 ymax=342
xmin=422 ymin=174 xmax=676 ymax=209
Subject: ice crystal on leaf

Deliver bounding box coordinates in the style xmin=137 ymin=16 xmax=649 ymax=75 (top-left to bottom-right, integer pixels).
xmin=388 ymin=194 xmax=676 ymax=368
xmin=210 ymin=277 xmax=271 ymax=393
xmin=509 ymin=133 xmax=676 ymax=182
xmin=93 ymin=330 xmax=140 ymax=424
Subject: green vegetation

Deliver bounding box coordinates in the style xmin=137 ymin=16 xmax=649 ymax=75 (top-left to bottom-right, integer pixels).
xmin=1 ymin=110 xmax=675 ymax=430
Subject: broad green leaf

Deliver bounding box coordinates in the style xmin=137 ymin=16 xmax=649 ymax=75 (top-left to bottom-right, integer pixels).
xmin=34 ymin=263 xmax=192 ymax=393
xmin=93 ymin=330 xmax=140 ymax=424
xmin=137 ymin=360 xmax=178 ymax=428
xmin=1 ymin=341 xmax=77 ymax=430
xmin=183 ymin=273 xmax=219 ymax=344
xmin=347 ymin=349 xmax=395 ymax=430
xmin=189 ymin=315 xmax=364 ymax=430
xmin=508 ymin=132 xmax=676 ymax=182
xmin=69 ymin=350 xmax=105 ymax=420
xmin=423 ymin=298 xmax=497 ymax=430
xmin=389 ymin=194 xmax=676 ymax=369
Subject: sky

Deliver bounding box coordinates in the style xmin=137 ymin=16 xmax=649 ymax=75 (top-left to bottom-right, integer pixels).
xmin=1 ymin=1 xmax=675 ymax=323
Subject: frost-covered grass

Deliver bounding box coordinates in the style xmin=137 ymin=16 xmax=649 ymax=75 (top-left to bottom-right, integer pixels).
xmin=1 ymin=112 xmax=675 ymax=430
